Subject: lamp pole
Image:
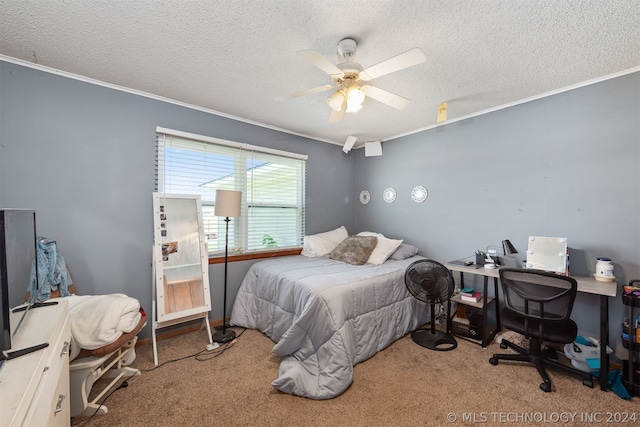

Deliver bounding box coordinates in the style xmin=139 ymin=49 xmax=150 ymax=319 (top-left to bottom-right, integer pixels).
xmin=212 ymin=189 xmax=241 ymax=343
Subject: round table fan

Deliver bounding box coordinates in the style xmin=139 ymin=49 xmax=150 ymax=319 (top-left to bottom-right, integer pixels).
xmin=405 ymin=259 xmax=457 ymax=351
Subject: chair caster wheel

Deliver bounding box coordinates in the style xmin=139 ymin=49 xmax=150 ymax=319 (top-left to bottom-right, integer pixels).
xmin=583 ymin=379 xmax=594 ymax=388
xmin=540 ymin=382 xmax=552 ymax=392
xmin=489 ymin=357 xmax=498 ymax=366
xmin=500 ymin=342 xmax=507 ymax=349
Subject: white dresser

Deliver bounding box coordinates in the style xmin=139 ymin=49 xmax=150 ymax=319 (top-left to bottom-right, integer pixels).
xmin=1 ymin=300 xmax=71 ymax=426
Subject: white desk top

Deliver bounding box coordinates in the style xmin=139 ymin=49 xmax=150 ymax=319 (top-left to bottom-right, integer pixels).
xmin=571 ymin=274 xmax=618 ymax=297
xmin=447 ymin=263 xmax=501 ymax=278
xmin=446 ymin=263 xmax=617 ymax=298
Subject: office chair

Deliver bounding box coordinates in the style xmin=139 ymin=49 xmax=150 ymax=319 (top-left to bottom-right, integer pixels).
xmin=489 ymin=268 xmax=594 ymax=392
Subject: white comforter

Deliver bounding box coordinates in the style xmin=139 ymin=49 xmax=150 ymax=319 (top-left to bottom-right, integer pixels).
xmin=230 ymin=255 xmax=428 ymax=399
xmin=53 ymin=294 xmax=142 ymax=350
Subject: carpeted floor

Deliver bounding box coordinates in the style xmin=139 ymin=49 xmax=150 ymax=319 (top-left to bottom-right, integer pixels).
xmin=72 ymin=327 xmax=637 ymax=427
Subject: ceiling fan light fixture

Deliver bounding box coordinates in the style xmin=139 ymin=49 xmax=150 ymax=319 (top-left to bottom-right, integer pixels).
xmin=327 ymin=90 xmax=345 ymax=112
xmin=283 ymin=39 xmax=426 ymax=123
xmin=345 ymin=86 xmax=365 ymax=113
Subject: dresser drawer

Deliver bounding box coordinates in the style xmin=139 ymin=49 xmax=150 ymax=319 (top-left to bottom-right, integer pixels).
xmin=23 ymin=315 xmax=71 ymax=426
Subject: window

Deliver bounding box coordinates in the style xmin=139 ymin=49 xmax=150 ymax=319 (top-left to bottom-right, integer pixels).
xmin=156 ymin=127 xmax=306 ymax=256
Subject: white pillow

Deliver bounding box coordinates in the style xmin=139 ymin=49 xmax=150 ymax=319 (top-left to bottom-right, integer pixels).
xmin=357 ymin=231 xmax=403 ymax=265
xmin=301 ymin=226 xmax=349 ymax=257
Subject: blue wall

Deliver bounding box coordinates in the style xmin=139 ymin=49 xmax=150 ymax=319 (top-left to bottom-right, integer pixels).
xmin=2 ymin=59 xmax=639 ymax=349
xmin=354 ymin=71 xmax=640 ymax=344
xmin=0 ymin=60 xmax=356 ymax=338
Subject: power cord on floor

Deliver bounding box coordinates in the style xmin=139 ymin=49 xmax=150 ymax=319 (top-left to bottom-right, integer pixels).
xmin=141 ymin=328 xmax=247 ymax=368
xmin=70 ymin=327 xmax=247 ymax=425
xmin=70 ymin=369 xmax=140 ymax=426
xmin=195 ymin=328 xmax=246 ymax=361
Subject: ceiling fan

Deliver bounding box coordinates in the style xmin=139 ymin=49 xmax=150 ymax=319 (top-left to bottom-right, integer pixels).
xmin=275 ymin=38 xmax=427 ymax=122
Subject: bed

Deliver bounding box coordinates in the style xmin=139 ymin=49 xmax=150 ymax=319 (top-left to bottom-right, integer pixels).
xmin=230 ymin=253 xmax=429 ymax=399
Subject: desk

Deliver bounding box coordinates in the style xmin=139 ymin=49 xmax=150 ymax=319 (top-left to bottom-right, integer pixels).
xmin=447 ymin=264 xmax=501 ymax=348
xmin=446 ymin=264 xmax=617 ymax=391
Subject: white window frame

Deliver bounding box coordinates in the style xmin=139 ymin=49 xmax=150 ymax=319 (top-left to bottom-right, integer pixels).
xmin=155 ymin=127 xmax=307 ymax=257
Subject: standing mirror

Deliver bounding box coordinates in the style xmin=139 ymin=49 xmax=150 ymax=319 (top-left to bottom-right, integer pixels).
xmin=151 ymin=193 xmax=212 ymax=364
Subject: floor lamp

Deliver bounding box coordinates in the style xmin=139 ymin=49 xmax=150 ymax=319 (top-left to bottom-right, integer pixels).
xmin=212 ymin=189 xmax=242 ymax=344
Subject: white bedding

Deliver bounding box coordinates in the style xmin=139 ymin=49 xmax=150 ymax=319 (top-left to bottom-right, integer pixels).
xmin=51 ymin=293 xmax=142 ymax=351
xmin=230 ymin=255 xmax=429 ymax=399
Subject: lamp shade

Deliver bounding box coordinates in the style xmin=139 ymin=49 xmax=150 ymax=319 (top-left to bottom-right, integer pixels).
xmin=502 ymin=239 xmax=518 ymax=255
xmin=214 ymin=190 xmax=241 ymax=218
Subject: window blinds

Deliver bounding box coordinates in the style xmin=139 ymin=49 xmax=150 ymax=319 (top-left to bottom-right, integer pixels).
xmin=156 ymin=128 xmax=306 ymax=255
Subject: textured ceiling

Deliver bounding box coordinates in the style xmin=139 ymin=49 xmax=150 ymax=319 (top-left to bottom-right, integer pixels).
xmin=1 ymin=0 xmax=639 ymax=147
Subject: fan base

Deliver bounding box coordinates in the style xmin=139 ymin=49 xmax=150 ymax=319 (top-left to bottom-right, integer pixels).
xmin=411 ymin=329 xmax=457 ymax=351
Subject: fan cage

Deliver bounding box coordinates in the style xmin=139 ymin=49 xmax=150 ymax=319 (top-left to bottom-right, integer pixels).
xmin=405 ymin=259 xmax=455 ymax=303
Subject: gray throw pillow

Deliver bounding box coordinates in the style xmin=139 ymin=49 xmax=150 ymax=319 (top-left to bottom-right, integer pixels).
xmin=329 ymin=236 xmax=378 ymax=265
xmin=389 ymin=243 xmax=420 ymax=260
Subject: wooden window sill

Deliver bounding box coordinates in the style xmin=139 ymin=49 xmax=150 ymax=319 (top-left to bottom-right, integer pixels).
xmin=208 ymin=248 xmax=302 ymax=264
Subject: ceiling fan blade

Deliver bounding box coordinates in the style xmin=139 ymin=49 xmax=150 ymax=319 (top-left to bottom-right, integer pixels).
xmin=274 ymin=84 xmax=336 ymax=102
xmin=329 ymin=98 xmax=346 ymax=123
xmin=361 ymin=85 xmax=411 ymax=110
xmin=297 ymin=49 xmax=344 ymax=77
xmin=359 ymin=48 xmax=427 ymax=81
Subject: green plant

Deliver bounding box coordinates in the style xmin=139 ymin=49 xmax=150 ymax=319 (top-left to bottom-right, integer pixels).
xmin=262 ymin=234 xmax=277 ymax=248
